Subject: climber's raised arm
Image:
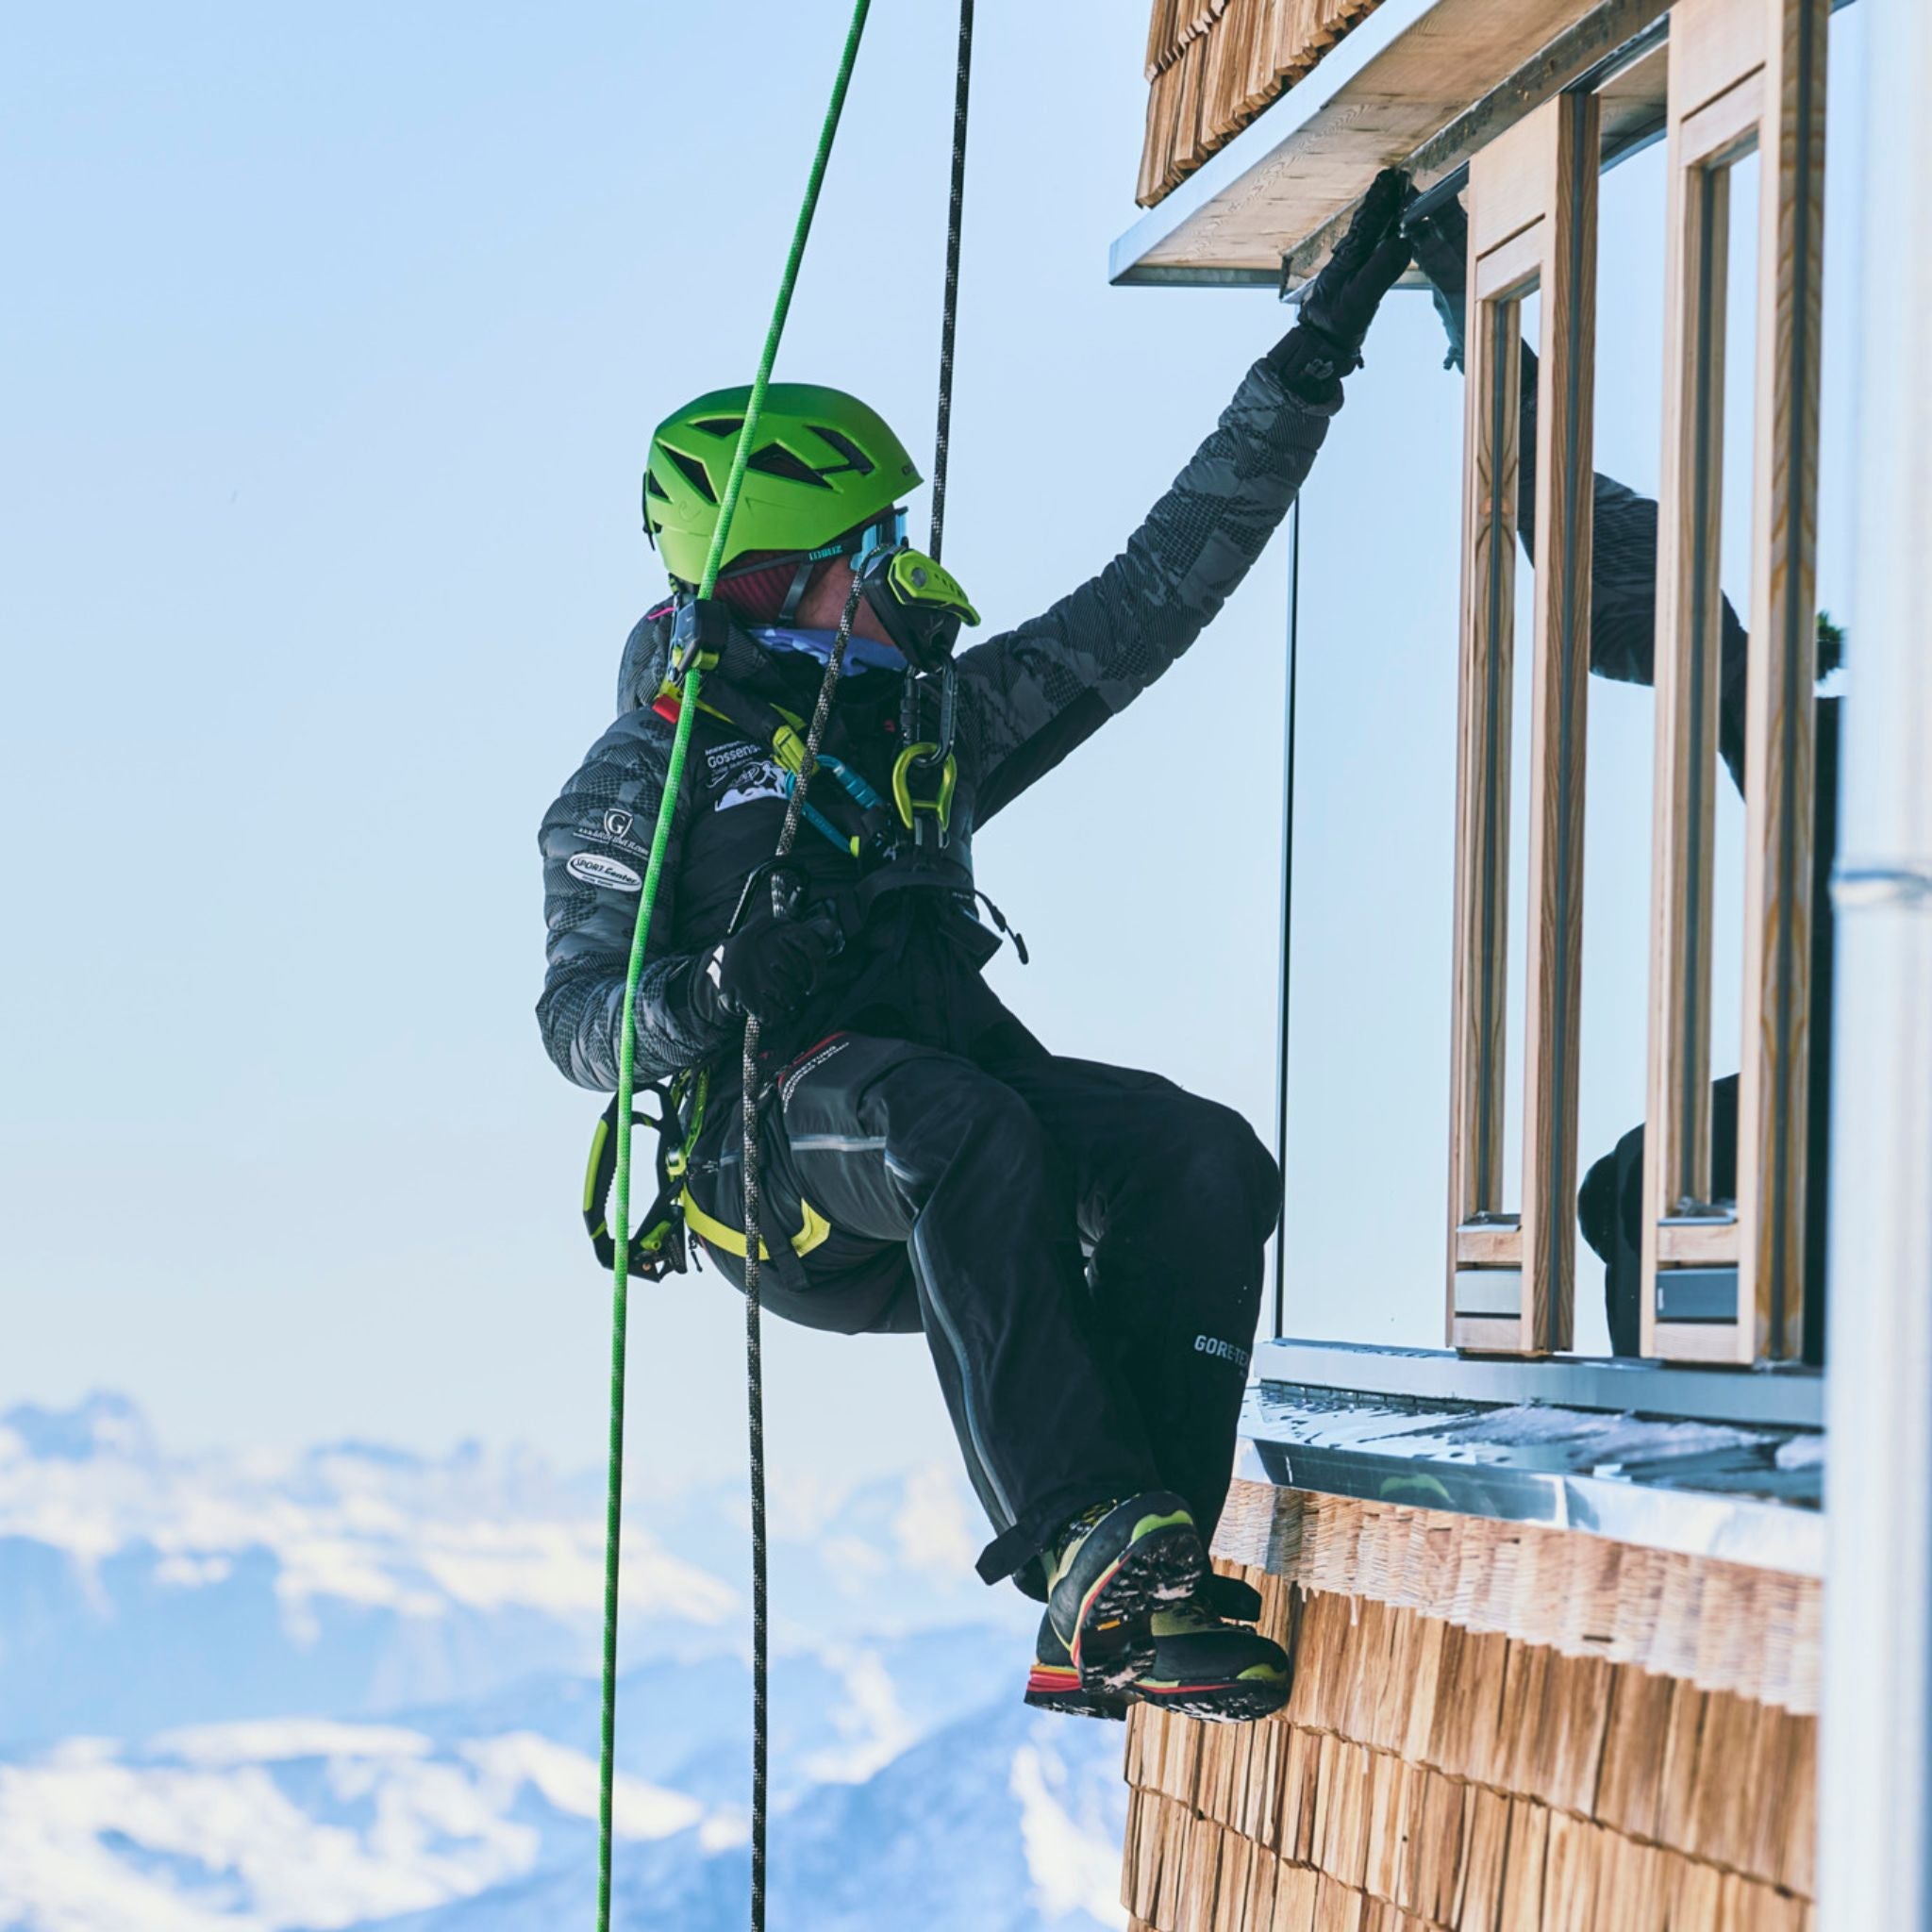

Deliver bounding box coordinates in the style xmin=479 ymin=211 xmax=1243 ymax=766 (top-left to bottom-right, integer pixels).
xmin=957 ymin=169 xmax=1415 ymax=819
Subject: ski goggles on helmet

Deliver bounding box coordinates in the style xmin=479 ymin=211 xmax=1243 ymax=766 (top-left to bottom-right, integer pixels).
xmin=679 ymin=508 xmax=979 ymax=676
xmin=705 ymin=508 xmax=908 ymax=625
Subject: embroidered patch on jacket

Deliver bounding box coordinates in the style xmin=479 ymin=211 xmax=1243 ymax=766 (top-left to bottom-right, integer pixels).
xmin=566 ymin=851 xmax=643 ymax=892
xmin=715 ymin=759 xmax=788 ymax=813
xmin=574 ymin=806 xmax=650 ymax=859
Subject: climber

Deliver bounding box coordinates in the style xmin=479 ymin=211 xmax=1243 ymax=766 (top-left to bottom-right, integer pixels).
xmin=1405 ymin=195 xmax=1839 ymax=1364
xmin=538 ymin=171 xmax=1415 ymax=1724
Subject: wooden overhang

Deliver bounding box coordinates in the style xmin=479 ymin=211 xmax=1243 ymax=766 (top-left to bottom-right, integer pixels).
xmin=1111 ymin=0 xmax=1677 ymax=289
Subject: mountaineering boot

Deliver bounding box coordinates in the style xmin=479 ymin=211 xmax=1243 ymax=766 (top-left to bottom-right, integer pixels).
xmin=1043 ymin=1491 xmax=1206 ymax=1694
xmin=1025 ymin=1612 xmax=1124 ymax=1721
xmin=1026 ymin=1574 xmax=1267 ymax=1721
xmin=1130 ymin=1582 xmax=1291 ymax=1724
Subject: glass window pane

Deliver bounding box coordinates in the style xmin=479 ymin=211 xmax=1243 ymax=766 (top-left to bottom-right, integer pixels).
xmin=1707 ymin=144 xmax=1761 ymax=1130
xmin=1498 ymin=283 xmax=1542 ymax=1219
xmin=1275 ymin=290 xmax=1465 ymax=1345
xmin=1575 ymin=134 xmax=1666 ymax=1357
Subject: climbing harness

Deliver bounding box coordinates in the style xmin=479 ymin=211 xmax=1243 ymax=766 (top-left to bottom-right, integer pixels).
xmin=591 ymin=2 xmax=979 ymax=1927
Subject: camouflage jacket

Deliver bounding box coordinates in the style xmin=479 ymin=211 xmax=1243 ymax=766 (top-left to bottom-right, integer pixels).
xmin=536 ymin=357 xmax=1339 ymax=1091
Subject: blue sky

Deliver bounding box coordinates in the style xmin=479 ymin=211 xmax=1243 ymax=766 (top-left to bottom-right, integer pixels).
xmin=0 ymin=3 xmax=1864 ymax=1484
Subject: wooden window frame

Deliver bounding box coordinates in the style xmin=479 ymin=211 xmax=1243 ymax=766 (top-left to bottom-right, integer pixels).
xmin=1446 ymin=92 xmax=1600 ymax=1357
xmin=1643 ymin=0 xmax=1828 ymax=1364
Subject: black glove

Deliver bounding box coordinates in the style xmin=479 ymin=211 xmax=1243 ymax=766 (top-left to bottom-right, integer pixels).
xmin=698 ymin=913 xmax=832 ymax=1024
xmin=1404 ymin=192 xmax=1471 ymax=373
xmin=1269 ymin=166 xmax=1414 ymax=402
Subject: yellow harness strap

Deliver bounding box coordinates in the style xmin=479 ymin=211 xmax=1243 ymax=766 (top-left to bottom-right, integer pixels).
xmin=679 ymin=1187 xmax=834 ymax=1261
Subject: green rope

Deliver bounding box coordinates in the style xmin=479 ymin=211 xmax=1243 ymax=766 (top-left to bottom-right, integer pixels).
xmin=597 ymin=5 xmax=873 ymax=1928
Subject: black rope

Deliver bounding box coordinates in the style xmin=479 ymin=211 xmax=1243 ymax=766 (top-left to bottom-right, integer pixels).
xmin=738 ymin=581 xmax=861 ymax=1931
xmin=739 ymin=9 xmax=973 ymax=1914
xmin=927 ymin=0 xmax=974 ymax=564
xmin=738 ymin=994 xmax=771 ymax=1932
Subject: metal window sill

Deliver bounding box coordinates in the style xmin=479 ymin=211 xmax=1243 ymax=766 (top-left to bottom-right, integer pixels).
xmin=1238 ymin=1345 xmax=1824 ymax=1576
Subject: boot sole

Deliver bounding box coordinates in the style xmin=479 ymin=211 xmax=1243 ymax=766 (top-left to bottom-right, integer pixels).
xmin=1069 ymin=1517 xmax=1207 ymax=1693
xmin=1131 ymin=1672 xmax=1292 ymax=1724
xmin=1021 ymin=1664 xmax=1291 ymax=1724
xmin=1024 ymin=1663 xmax=1126 ymax=1722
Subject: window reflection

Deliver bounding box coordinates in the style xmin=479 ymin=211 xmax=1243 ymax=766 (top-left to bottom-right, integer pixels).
xmin=1499 ymin=284 xmax=1542 ymax=1222
xmin=1574 ymin=137 xmax=1666 ymax=1356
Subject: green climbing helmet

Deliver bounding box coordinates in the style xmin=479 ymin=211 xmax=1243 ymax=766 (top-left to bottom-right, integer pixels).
xmin=643 ymin=382 xmax=921 ymax=587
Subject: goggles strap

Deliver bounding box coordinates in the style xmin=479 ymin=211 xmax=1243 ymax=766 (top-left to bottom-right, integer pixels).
xmin=775 ymin=554 xmax=817 ymax=625
xmin=705 ymin=508 xmax=904 ymax=610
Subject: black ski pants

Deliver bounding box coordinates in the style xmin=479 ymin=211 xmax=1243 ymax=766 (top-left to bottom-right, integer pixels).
xmin=685 ymin=1033 xmax=1280 ymax=1596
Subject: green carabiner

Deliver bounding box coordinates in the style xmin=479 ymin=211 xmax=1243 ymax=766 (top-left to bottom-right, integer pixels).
xmin=891 ymin=742 xmax=957 ymax=830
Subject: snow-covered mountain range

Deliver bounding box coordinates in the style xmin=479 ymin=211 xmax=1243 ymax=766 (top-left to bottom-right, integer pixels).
xmin=0 ymin=1394 xmax=1128 ymax=1931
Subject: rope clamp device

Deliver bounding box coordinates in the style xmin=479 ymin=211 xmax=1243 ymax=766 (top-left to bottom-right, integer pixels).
xmin=670 ymin=596 xmax=734 ymax=680
xmin=855 ymin=540 xmax=978 ymax=673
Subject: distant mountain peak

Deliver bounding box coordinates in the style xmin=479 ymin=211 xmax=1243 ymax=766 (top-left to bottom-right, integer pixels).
xmin=0 ymin=1403 xmax=1115 ymax=1931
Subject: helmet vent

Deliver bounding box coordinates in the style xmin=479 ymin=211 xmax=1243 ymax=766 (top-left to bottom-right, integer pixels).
xmin=643 ymin=469 xmax=670 ymax=500
xmin=666 ymin=449 xmax=717 ymax=504
xmin=808 ymin=425 xmax=874 ymax=475
xmin=745 ymin=442 xmax=832 ymax=488
xmin=694 ymin=416 xmax=745 ymax=440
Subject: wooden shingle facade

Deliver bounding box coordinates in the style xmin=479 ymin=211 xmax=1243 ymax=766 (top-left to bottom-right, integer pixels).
xmin=1112 ymin=0 xmax=1932 ymax=1918
xmin=1119 ymin=1472 xmax=1820 ymax=1931
xmin=1137 ymin=0 xmax=1388 ymax=206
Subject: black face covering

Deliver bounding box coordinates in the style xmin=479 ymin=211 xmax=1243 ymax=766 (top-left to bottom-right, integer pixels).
xmin=751 ymin=642 xmax=828 ymax=708
xmin=728 ymin=636 xmax=900 ymax=782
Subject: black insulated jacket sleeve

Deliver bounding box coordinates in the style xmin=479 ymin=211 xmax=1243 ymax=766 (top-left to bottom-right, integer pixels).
xmin=956 ymin=357 xmax=1338 ymax=821
xmin=535 ymin=703 xmax=734 ymax=1091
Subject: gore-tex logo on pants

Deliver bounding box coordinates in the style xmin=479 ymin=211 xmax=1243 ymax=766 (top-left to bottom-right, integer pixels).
xmin=1193 ymin=1334 xmax=1251 ymax=1369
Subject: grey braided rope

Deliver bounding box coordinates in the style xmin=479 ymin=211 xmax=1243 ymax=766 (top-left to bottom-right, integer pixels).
xmin=738 ymin=581 xmax=860 ymax=1929
xmin=927 ymin=0 xmax=973 ymax=565
xmin=740 ymin=8 xmax=968 ymax=1900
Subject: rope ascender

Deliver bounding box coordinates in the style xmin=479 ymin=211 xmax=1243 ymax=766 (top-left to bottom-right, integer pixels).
xmin=593 ymin=4 xmax=974 ymax=1926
